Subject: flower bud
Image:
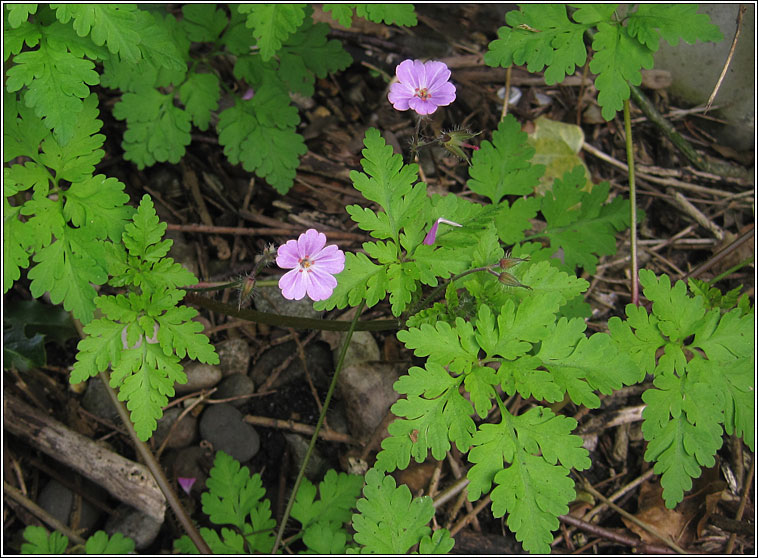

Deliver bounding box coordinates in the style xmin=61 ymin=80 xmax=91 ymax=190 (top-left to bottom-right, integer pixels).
xmin=499 ymin=256 xmax=529 ymax=270
xmin=439 ymin=129 xmax=481 ymax=165
xmin=498 ymin=272 xmax=531 ymax=290
xmin=238 ymin=273 xmax=256 ymax=310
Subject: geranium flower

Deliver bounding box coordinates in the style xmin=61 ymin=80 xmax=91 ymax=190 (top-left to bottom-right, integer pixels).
xmin=423 ymin=217 xmax=462 ymax=245
xmin=388 ymin=59 xmax=456 ymax=115
xmin=177 ymin=477 xmax=196 ymax=495
xmin=276 ymin=229 xmax=345 ymax=301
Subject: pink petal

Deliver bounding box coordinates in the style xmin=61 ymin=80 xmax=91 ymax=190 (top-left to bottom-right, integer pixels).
xmin=430 ymin=82 xmax=456 ymax=106
xmin=423 ymin=220 xmax=440 ymax=245
xmin=276 ymin=239 xmax=301 ymax=269
xmin=279 ymin=268 xmax=307 ymax=300
xmin=312 ymin=245 xmax=345 ymax=274
xmin=306 ymin=267 xmax=338 ymax=301
xmin=177 ymin=477 xmax=196 ymax=495
xmin=409 ymin=96 xmax=437 ymax=115
xmin=297 ymin=229 xmax=326 ymax=259
xmin=423 ymin=61 xmax=451 ymax=90
xmin=388 ymin=83 xmax=413 ymax=111
xmin=396 ymin=59 xmax=422 ymax=89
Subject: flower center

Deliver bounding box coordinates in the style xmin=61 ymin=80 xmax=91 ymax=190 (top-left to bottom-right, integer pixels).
xmin=414 ymin=87 xmax=431 ymax=101
xmin=298 ymin=256 xmax=313 ymax=273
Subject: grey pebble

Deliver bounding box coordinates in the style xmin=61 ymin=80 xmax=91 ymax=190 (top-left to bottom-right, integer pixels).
xmin=214 ymin=373 xmax=255 ymax=408
xmin=215 ymin=337 xmax=252 ymax=377
xmin=38 ymin=478 xmax=103 ymax=533
xmin=153 ymin=407 xmax=197 ymax=450
xmin=105 ymin=503 xmax=162 ymax=550
xmin=199 ymin=403 xmax=260 ymax=463
xmin=175 ymin=362 xmax=222 ymax=394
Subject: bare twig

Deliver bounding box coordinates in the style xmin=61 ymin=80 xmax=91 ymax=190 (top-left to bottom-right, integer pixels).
xmin=580 ymin=477 xmax=688 ymax=554
xmin=449 ymin=495 xmax=491 ymax=537
xmin=725 ymin=453 xmax=754 ymax=553
xmin=4 ymin=482 xmax=87 ymax=547
xmin=683 ymin=224 xmax=754 ymax=280
xmin=705 ymin=5 xmax=746 ymax=113
xmin=559 ymin=513 xmax=676 ymax=554
xmin=243 ymin=415 xmax=355 ymax=444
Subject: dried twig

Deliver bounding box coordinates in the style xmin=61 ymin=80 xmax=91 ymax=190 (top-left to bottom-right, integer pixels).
xmin=705 ymin=5 xmax=747 ymax=113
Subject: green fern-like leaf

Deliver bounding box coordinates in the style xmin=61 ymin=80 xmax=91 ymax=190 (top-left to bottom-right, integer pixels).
xmin=6 ymin=38 xmax=99 ymax=145
xmin=352 ymin=468 xmax=449 ymax=553
xmin=354 ymin=4 xmax=417 ymax=27
xmin=113 ymin=88 xmax=192 ymax=168
xmin=185 ymin=451 xmax=277 ymax=553
xmin=467 ymin=407 xmax=590 ymax=554
xmin=238 ymin=4 xmax=306 ymax=61
xmin=217 ymin=88 xmax=306 ymax=194
xmin=468 ymin=114 xmax=545 ymax=204
xmin=20 ymin=526 xmax=69 ymax=555
xmin=611 ymin=270 xmax=754 ymax=507
xmin=484 ymin=5 xmax=590 ymax=85
xmin=539 ymin=166 xmax=630 ymax=273
xmin=375 ymin=362 xmax=476 ymax=472
xmin=52 ymin=4 xmax=143 ymax=62
xmin=70 ymin=196 xmax=217 ymax=440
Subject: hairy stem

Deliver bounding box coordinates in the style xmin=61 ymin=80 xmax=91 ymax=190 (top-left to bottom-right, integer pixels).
xmin=185 ymin=292 xmax=398 ymax=331
xmin=271 ymin=300 xmax=366 ymax=553
xmin=623 ymin=98 xmax=640 ymax=305
xmin=406 ymin=265 xmax=497 ymax=318
xmin=99 ymin=371 xmax=211 ymax=554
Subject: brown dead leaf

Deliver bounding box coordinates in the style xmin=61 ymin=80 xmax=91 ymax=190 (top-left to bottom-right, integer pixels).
xmin=393 ymin=461 xmax=439 ymax=495
xmin=622 ymin=479 xmax=694 ymax=547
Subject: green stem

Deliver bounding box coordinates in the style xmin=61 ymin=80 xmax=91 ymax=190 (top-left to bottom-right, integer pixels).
xmin=271 ymin=300 xmax=366 ymax=553
xmin=406 ymin=266 xmax=495 ymax=317
xmin=184 ymin=293 xmax=398 ymax=331
xmin=707 ymin=257 xmax=754 ymax=286
xmin=623 ymin=98 xmax=640 ymax=306
xmin=99 ymin=370 xmax=212 ymax=554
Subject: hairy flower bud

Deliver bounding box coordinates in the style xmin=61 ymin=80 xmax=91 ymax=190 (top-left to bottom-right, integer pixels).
xmin=439 ymin=129 xmax=481 ymax=165
xmin=498 ymin=271 xmax=531 ymax=290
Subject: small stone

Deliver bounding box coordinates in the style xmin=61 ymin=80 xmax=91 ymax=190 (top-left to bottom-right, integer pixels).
xmin=250 ymin=341 xmax=333 ymax=390
xmin=214 ymin=374 xmax=255 ymax=408
xmin=338 ymin=362 xmax=401 ymax=440
xmin=283 ymin=433 xmax=328 ymax=482
xmin=254 ymin=285 xmax=322 ymax=319
xmin=38 ymin=478 xmax=104 ymax=533
xmin=105 ymin=504 xmax=163 ymax=550
xmin=153 ymin=407 xmax=197 ymax=450
xmin=216 ymin=338 xmax=252 ymax=377
xmin=170 ymin=446 xmax=213 ymax=494
xmin=81 ymin=378 xmax=121 ymax=424
xmin=199 ymin=404 xmax=260 ymax=463
xmin=176 ymin=363 xmax=222 ymax=394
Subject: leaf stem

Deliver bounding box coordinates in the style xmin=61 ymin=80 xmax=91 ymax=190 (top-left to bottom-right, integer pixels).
xmin=406 ymin=265 xmax=496 ymax=318
xmin=99 ymin=371 xmax=212 ymax=555
xmin=271 ymin=300 xmax=366 ymax=553
xmin=623 ymin=98 xmax=640 ymax=306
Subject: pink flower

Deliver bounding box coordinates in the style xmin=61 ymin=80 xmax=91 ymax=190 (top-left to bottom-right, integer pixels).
xmin=388 ymin=59 xmax=456 ymax=115
xmin=177 ymin=477 xmax=196 ymax=495
xmin=276 ymin=229 xmax=345 ymax=301
xmin=423 ymin=217 xmax=462 ymax=245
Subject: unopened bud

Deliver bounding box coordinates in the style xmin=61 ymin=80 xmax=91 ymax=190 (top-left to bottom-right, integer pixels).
xmin=498 ymin=272 xmax=531 ymax=290
xmin=238 ymin=273 xmax=256 ymax=310
xmin=439 ymin=129 xmax=481 ymax=165
xmin=499 ymin=256 xmax=529 ymax=270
